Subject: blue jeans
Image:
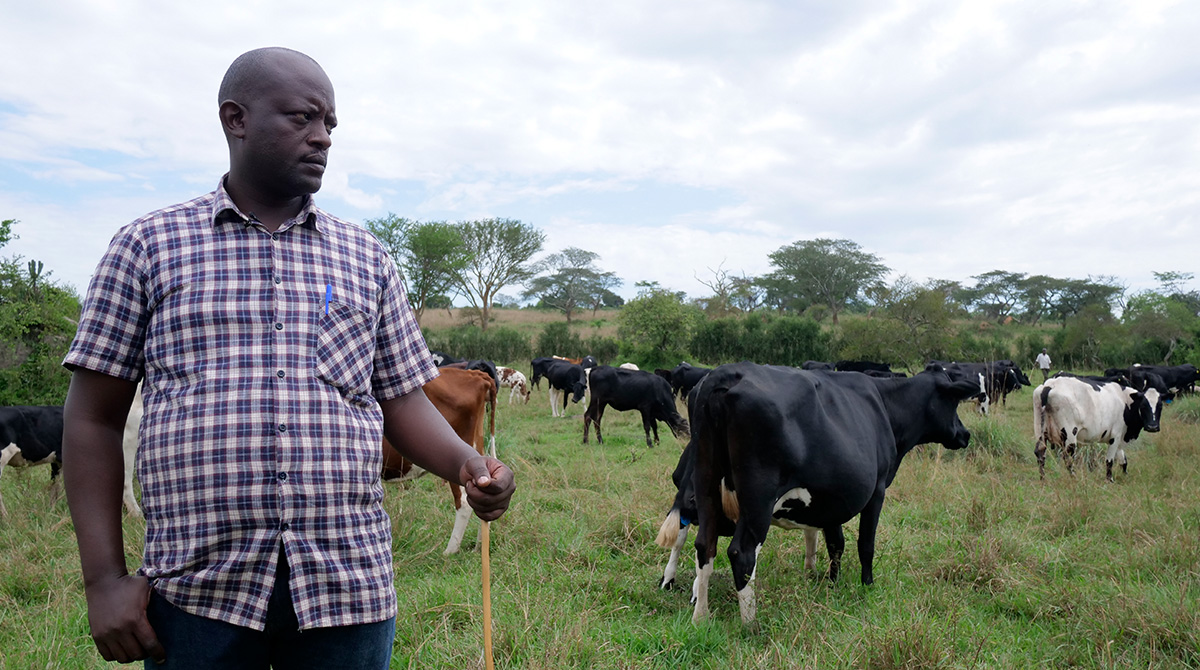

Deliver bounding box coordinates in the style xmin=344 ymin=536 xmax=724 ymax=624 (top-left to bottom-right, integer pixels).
xmin=145 ymin=551 xmax=395 ymax=669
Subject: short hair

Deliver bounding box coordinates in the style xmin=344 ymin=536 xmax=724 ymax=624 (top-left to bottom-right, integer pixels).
xmin=218 ymin=47 xmax=320 ymax=105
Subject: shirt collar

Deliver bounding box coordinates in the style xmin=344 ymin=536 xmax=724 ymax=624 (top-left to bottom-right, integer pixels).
xmin=211 ymin=175 xmax=327 ymax=236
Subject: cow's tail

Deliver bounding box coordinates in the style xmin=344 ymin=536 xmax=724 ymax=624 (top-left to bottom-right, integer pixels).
xmin=655 ymin=508 xmax=681 ymax=548
xmin=487 ymin=382 xmax=497 ymax=457
xmin=699 ymin=377 xmax=738 ymax=522
xmin=720 ymin=479 xmax=739 ymax=522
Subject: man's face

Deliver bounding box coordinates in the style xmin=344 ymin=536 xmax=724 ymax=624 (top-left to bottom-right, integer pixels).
xmin=239 ymin=55 xmax=337 ymax=200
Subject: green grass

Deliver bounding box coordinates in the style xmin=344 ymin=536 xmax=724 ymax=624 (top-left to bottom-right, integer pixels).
xmin=2 ymin=382 xmax=1198 ymax=668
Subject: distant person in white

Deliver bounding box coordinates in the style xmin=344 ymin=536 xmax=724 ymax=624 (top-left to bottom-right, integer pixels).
xmin=1035 ymin=348 xmax=1052 ymax=382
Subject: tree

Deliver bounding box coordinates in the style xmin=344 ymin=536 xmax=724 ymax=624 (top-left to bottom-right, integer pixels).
xmin=695 ymin=261 xmax=741 ymax=318
xmin=1050 ymin=276 xmax=1124 ymax=326
xmin=364 ymin=214 xmax=469 ymax=325
xmin=522 ymin=247 xmax=620 ymax=323
xmin=618 ymin=285 xmax=701 ymax=369
xmin=1124 ymin=290 xmax=1198 ymax=363
xmin=452 ymin=218 xmax=545 ymax=330
xmin=1017 ymin=274 xmax=1068 ymax=326
xmin=963 ymin=270 xmax=1026 ymax=322
xmin=763 ymin=238 xmax=888 ymax=324
xmin=0 ymin=220 xmax=80 ymax=405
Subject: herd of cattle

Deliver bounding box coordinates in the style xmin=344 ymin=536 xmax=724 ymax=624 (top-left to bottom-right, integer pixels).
xmin=2 ymin=354 xmax=1196 ymax=625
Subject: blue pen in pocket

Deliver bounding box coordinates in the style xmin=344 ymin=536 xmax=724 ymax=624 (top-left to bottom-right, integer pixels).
xmin=324 ymin=284 xmax=332 ymax=315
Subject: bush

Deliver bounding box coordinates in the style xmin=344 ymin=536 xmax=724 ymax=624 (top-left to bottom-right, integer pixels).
xmin=534 ymin=322 xmax=584 ymax=359
xmin=423 ymin=326 xmax=531 ymax=364
xmin=691 ymin=313 xmax=829 ymax=366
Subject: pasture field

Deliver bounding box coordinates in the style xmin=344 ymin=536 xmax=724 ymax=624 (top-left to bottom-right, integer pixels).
xmin=1 ymin=378 xmax=1198 ymax=669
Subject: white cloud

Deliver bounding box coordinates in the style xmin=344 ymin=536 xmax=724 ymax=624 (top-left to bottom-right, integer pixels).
xmin=2 ymin=0 xmax=1199 ymax=299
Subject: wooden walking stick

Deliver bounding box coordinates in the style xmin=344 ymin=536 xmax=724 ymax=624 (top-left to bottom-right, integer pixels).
xmin=482 ymin=520 xmax=494 ymax=670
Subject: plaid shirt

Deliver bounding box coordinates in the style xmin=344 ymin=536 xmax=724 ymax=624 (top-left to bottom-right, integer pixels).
xmin=64 ymin=178 xmax=438 ymax=631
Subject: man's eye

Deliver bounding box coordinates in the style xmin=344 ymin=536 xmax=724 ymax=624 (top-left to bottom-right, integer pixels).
xmin=293 ymin=112 xmax=312 ymax=122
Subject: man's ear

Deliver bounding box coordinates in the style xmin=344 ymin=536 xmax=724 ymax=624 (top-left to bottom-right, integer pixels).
xmin=220 ymin=100 xmax=248 ymax=140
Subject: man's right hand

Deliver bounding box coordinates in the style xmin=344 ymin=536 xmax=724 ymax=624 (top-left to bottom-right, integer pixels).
xmin=84 ymin=574 xmax=165 ymax=664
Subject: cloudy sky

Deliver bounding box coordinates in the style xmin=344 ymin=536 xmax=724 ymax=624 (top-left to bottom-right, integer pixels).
xmin=2 ymin=1 xmax=1197 ymax=303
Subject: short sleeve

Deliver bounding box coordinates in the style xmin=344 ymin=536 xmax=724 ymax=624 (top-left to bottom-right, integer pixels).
xmin=369 ymin=253 xmax=438 ymax=400
xmin=62 ymin=223 xmax=149 ymax=381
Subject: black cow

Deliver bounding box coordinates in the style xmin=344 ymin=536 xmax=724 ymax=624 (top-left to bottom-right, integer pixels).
xmin=689 ymin=364 xmax=982 ymax=624
xmin=925 ymin=361 xmax=990 ymax=414
xmin=834 ymin=360 xmax=893 ymax=374
xmin=544 ymin=361 xmax=588 ymax=417
xmin=582 ymin=366 xmax=689 ymax=447
xmin=668 ymin=362 xmax=711 ymax=400
xmin=530 ymin=357 xmax=558 ymax=390
xmin=801 ymin=361 xmax=835 ymax=371
xmin=0 ymin=405 xmax=65 ymax=517
xmin=1106 ymin=364 xmax=1197 ymax=396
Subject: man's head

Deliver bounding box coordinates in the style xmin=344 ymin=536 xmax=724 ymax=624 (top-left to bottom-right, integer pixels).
xmin=219 ymin=47 xmax=336 ymax=201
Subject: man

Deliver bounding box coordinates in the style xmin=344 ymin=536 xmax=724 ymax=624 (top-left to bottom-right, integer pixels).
xmin=62 ymin=47 xmax=515 ymax=669
xmin=1035 ymin=348 xmax=1052 ymax=382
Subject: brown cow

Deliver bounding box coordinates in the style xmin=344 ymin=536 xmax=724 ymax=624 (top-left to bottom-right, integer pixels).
xmin=381 ymin=367 xmax=496 ymax=554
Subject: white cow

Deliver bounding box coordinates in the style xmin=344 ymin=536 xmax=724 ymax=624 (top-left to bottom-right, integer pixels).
xmin=120 ymin=384 xmax=144 ymax=518
xmin=496 ymin=366 xmax=531 ymax=405
xmin=1033 ymin=375 xmax=1162 ymax=481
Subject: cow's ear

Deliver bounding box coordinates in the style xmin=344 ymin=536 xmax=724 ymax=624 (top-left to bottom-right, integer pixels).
xmin=947 ymin=379 xmax=984 ymax=400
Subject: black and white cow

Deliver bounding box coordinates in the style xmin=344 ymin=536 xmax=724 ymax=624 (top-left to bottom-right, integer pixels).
xmin=0 ymin=405 xmax=64 ymax=517
xmin=1033 ymin=375 xmax=1162 ymax=481
xmin=688 ymin=363 xmax=983 ymax=624
xmin=544 ymin=361 xmax=588 ymax=417
xmin=429 ymin=351 xmax=462 ymax=367
xmin=582 ymin=366 xmax=689 ymax=447
xmin=656 ymin=435 xmax=819 ymax=591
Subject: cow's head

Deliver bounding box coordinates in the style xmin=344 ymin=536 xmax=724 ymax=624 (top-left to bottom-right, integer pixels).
xmin=1123 ymin=387 xmax=1162 ymax=441
xmin=928 ymin=373 xmax=983 ymax=450
xmin=570 ymin=380 xmax=587 ymax=403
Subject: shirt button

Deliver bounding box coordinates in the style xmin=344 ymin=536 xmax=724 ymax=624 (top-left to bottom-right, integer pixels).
xmin=271 ymin=233 xmax=280 ymax=241
xmin=275 ymin=322 xmax=283 ymax=330
xmin=276 ymin=370 xmax=285 ymax=378
xmin=274 ymin=276 xmax=282 ymax=284
xmin=278 ymin=424 xmax=287 ymax=433
xmin=278 ymin=472 xmax=288 ymax=482
xmin=280 ymin=521 xmax=290 ymax=532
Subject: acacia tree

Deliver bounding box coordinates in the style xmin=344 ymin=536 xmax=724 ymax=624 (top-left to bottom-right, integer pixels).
xmin=364 ymin=214 xmax=469 ymax=324
xmin=964 ymin=270 xmax=1026 ymax=322
xmin=762 ymin=238 xmax=888 ymax=324
xmin=522 ymin=247 xmax=620 ymax=323
xmin=452 ymin=218 xmax=545 ymax=330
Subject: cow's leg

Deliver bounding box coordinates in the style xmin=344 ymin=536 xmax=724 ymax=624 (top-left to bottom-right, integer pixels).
xmin=47 ymin=462 xmax=63 ymax=501
xmin=660 ymin=520 xmax=690 ymax=590
xmin=823 ymin=526 xmax=845 ymax=582
xmin=728 ymin=497 xmax=772 ymax=625
xmin=1063 ymin=430 xmax=1077 ymax=475
xmin=550 ymin=388 xmax=560 ymax=417
xmin=444 ymin=485 xmax=473 ymax=554
xmin=0 ymin=444 xmax=17 ymax=518
xmin=856 ymin=491 xmax=887 ymax=585
xmin=582 ymin=400 xmax=595 ymax=444
xmin=1034 ymin=436 xmax=1048 ymax=480
xmin=1105 ymin=440 xmax=1126 ymax=482
xmin=691 ymin=463 xmax=722 ymax=622
xmin=803 ymin=527 xmax=818 ymax=573
xmin=121 ymin=439 xmax=142 ymax=518
xmin=641 ymin=411 xmax=656 ymax=448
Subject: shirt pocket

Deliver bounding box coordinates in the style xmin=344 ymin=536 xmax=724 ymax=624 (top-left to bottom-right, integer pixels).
xmin=314 ymin=300 xmax=377 ymax=401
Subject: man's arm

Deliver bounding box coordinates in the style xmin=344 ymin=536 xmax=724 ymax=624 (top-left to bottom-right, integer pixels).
xmin=63 ymin=368 xmax=165 ymax=664
xmin=378 ymin=390 xmax=515 ymax=521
